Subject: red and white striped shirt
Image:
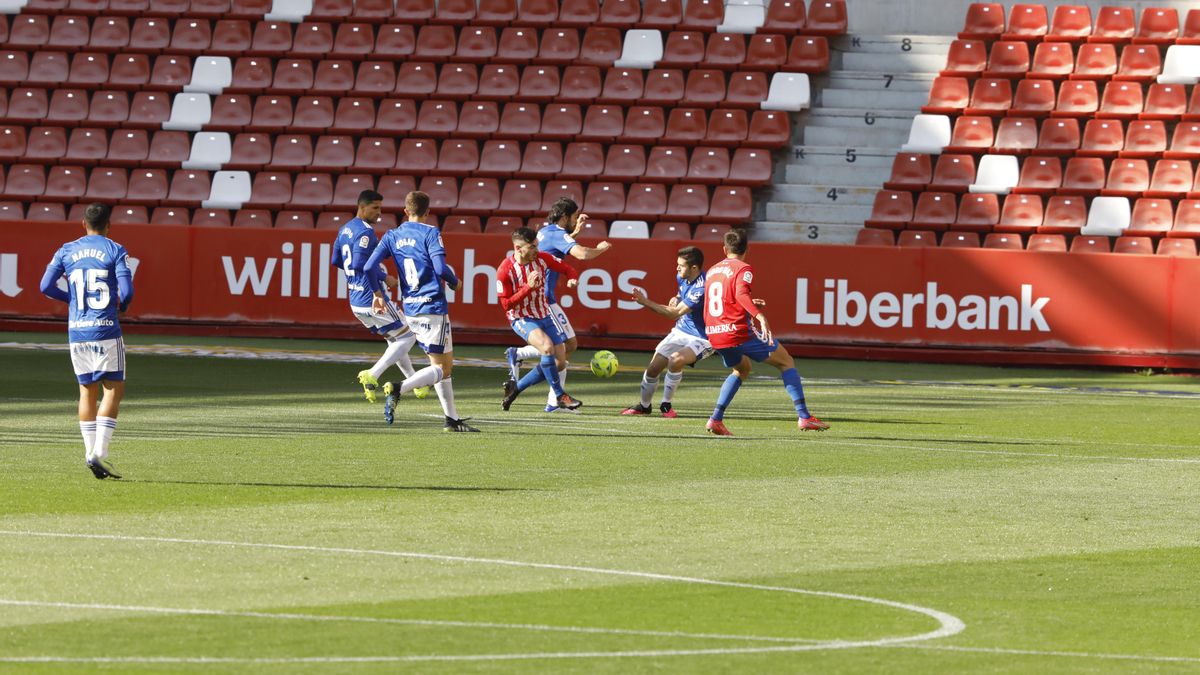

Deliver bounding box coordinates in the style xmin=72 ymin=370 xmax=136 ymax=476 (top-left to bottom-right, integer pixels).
xmin=496 ymin=252 xmax=578 ymax=321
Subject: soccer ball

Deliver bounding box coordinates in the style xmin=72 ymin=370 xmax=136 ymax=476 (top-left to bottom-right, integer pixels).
xmin=590 ymin=350 xmax=619 ymax=378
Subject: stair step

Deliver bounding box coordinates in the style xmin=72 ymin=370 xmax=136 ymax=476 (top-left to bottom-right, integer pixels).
xmin=820 ymin=87 xmax=929 ymax=110
xmin=752 ymin=221 xmax=862 ymax=245
xmin=840 ymin=51 xmax=948 ymax=74
xmin=833 ymin=34 xmax=955 ymax=56
xmin=769 ymin=184 xmax=878 ymax=204
xmin=804 ymin=107 xmax=914 ymax=130
xmin=826 ymin=70 xmax=935 ymax=92
xmin=784 ymin=163 xmax=891 ymax=185
xmin=765 ymin=201 xmax=873 ymax=223
xmin=802 ymin=125 xmax=908 ymax=146
xmin=785 ymin=145 xmax=897 ymax=167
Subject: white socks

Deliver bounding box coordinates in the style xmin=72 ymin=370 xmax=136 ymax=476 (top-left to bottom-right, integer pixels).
xmin=79 ymin=420 xmax=96 ymax=460
xmin=400 ymin=365 xmax=443 ymax=395
xmin=548 ymin=365 xmax=568 ymax=405
xmin=371 ymin=333 xmax=417 ymax=380
xmin=515 ymin=345 xmax=541 ymax=361
xmin=640 ymin=373 xmax=660 ymax=407
xmin=663 ymin=371 xmax=683 ymax=404
xmin=94 ymin=416 xmax=116 ymax=460
xmin=435 ymin=378 xmax=458 ymax=419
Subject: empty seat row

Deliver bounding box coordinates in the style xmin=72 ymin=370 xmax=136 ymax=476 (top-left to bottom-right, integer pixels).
xmin=0 ymin=88 xmax=175 ymax=127
xmin=910 ymin=115 xmax=1200 ymax=158
xmin=959 ymin=4 xmax=1195 ymax=45
xmin=18 ymin=0 xmax=271 ymax=18
xmin=942 ymin=39 xmax=1163 ymax=81
xmin=0 ymin=50 xmax=202 ymax=90
xmin=924 ymin=76 xmax=1161 ymax=118
xmin=0 ymin=126 xmax=197 ymax=165
xmin=617 ymin=28 xmax=829 ymax=72
xmin=1 ymin=162 xmax=213 ymax=203
xmin=857 ymin=227 xmax=1199 ymax=256
xmin=866 ymin=189 xmax=1200 ymax=238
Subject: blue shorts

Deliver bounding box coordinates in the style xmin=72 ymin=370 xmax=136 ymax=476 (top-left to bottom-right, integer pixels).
xmin=716 ymin=334 xmax=779 ymax=367
xmin=511 ymin=316 xmax=566 ymax=345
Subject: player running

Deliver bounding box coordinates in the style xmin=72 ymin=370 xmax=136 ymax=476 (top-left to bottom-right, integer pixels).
xmin=364 ymin=191 xmax=478 ymax=433
xmin=38 ymin=203 xmax=133 ymax=479
xmin=621 ymin=246 xmax=712 ymax=418
xmin=703 ymin=229 xmax=828 ymax=436
xmin=498 ymin=227 xmax=583 ymax=413
xmin=504 ymin=198 xmax=611 ymax=412
xmin=331 ymin=189 xmax=429 ymax=404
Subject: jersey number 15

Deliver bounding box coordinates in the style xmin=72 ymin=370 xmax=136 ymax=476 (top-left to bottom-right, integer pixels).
xmin=68 ymin=269 xmax=110 ymax=310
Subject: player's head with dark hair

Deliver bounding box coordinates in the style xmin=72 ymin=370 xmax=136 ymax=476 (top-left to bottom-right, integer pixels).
xmin=356 ymin=189 xmax=384 ymax=224
xmin=723 ymin=228 xmax=749 ymax=256
xmin=511 ymin=226 xmax=538 ymax=262
xmin=82 ymin=203 xmax=111 ymax=233
xmin=405 ymin=191 xmax=430 ymax=219
xmin=677 ymin=246 xmax=704 ymax=269
xmin=547 ymin=197 xmax=577 ymax=226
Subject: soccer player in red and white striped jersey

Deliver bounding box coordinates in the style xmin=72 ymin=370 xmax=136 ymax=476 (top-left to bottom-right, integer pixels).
xmin=702 ymin=229 xmax=829 ymax=436
xmin=498 ymin=227 xmax=583 ymax=412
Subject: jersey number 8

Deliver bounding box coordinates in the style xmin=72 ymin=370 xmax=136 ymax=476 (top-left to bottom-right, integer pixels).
xmin=706 ymin=281 xmax=724 ymax=317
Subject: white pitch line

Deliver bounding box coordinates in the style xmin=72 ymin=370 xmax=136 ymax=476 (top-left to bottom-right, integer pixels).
xmin=888 ymin=642 xmax=1200 ymax=664
xmin=0 ymin=599 xmax=820 ymax=645
xmin=0 ymin=529 xmax=965 ymax=659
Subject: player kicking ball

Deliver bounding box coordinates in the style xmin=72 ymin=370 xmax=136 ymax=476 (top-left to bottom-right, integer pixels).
xmin=364 ymin=191 xmax=478 ymax=433
xmin=497 ymin=227 xmax=583 ymax=413
xmin=330 ymin=189 xmax=429 ymax=404
xmin=39 ymin=203 xmax=133 ymax=479
xmin=703 ymin=229 xmax=829 ymax=436
xmin=622 ymin=246 xmax=712 ymax=418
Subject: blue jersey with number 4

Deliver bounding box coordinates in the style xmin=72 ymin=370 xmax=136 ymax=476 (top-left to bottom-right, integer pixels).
xmin=676 ymin=273 xmax=707 ymax=339
xmin=44 ymin=235 xmax=131 ymax=343
xmin=330 ymin=218 xmax=385 ymax=309
xmin=367 ymin=221 xmax=450 ymax=316
xmin=536 ymin=223 xmax=576 ymax=306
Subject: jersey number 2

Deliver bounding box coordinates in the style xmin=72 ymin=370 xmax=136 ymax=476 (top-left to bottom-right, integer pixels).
xmin=706 ymin=281 xmax=724 ymax=317
xmin=68 ymin=269 xmax=110 ymax=311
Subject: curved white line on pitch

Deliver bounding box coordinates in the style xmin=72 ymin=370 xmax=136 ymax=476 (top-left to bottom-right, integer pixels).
xmin=0 ymin=530 xmax=965 ymax=661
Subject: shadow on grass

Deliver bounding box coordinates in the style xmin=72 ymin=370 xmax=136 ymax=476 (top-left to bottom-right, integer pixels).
xmin=125 ymin=478 xmax=533 ymax=492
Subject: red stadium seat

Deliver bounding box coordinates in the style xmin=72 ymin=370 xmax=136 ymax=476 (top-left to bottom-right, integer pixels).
xmin=129 ymin=17 xmax=169 ymax=50
xmin=661 ymin=30 xmax=705 ymax=68
xmin=652 ymin=222 xmax=693 ymax=240
xmin=1040 ymin=196 xmax=1086 ymax=233
xmin=943 ymin=39 xmax=987 ymax=77
xmin=0 ymin=127 xmax=26 ymax=163
xmin=922 ymin=77 xmax=970 ymax=114
xmin=945 ymin=115 xmax=993 ymax=152
xmin=308 ymin=0 xmax=350 ymax=21
xmin=560 ymin=142 xmax=603 ymax=179
xmin=762 ymin=0 xmax=804 ymax=34
xmin=165 ymin=170 xmax=210 ymax=205
xmin=1091 ymin=6 xmax=1135 ymax=43
xmin=147 ymin=55 xmax=191 ymax=90
xmin=292 ymin=96 xmax=336 ymax=132
xmin=993 ymin=117 xmax=1038 ymax=153
xmin=580 ymin=105 xmax=624 ymax=141
xmin=170 ymin=18 xmax=212 ymax=54
xmin=582 ymin=181 xmax=625 ymax=217
xmin=747 ymin=110 xmax=790 ymax=148
xmin=86 ymin=90 xmax=129 ymax=126
xmin=640 ymin=0 xmax=681 ymax=28
xmin=394 ymin=62 xmax=436 ymax=97
xmin=705 ymin=33 xmax=746 ymax=69
xmin=1098 ymin=81 xmax=1144 ymax=119
xmin=250 ymin=21 xmax=292 ymax=55
xmin=25 ymin=127 xmax=67 ymax=162
xmin=560 ymin=65 xmax=602 ymax=102
xmin=310 ymin=135 xmax=355 ymax=171
xmin=786 ymin=36 xmax=829 ymax=73
xmin=246 ymin=172 xmax=291 ymax=209
xmin=641 ymin=69 xmax=686 ymax=105
xmin=1054 ymin=80 xmax=1099 ymax=117
xmin=496 ymin=27 xmax=538 ymax=61
xmin=28 ymin=51 xmax=69 ymax=86
xmin=1127 ymin=197 xmax=1174 ymax=235
xmin=705 ymin=108 xmax=749 ymax=145
xmin=209 ymin=94 xmax=251 ymax=130
xmin=331 ymin=174 xmax=374 ymax=208
xmin=744 ymin=34 xmax=788 ymax=71
xmin=46 ymin=89 xmax=88 ymax=123
xmin=275 ymin=210 xmax=315 ymax=228
xmin=477 ymin=64 xmax=520 ymax=99
xmin=805 ymin=0 xmax=846 ymax=35
xmin=1029 ymin=42 xmax=1074 ymax=78
xmin=956 ymin=193 xmax=1000 ymax=231
xmin=211 ymin=20 xmax=252 ymax=55
xmin=728 ymin=147 xmax=772 ymax=185
xmin=1070 ymin=235 xmax=1112 ymax=253
xmin=1142 ymin=83 xmax=1186 ymax=120
xmin=519 ymin=141 xmax=563 ymax=178
xmin=1102 ymin=158 xmax=1150 ymax=197
xmin=49 ymin=15 xmax=90 ymax=49
xmin=1157 ymin=238 xmax=1197 ymax=256
xmin=541 ymin=104 xmax=583 ymax=139
xmin=539 ymin=29 xmax=580 ymax=64
xmin=88 ymin=16 xmax=129 ymax=50
xmin=415 ymin=99 xmax=458 ymax=136
xmin=312 ymin=60 xmax=355 ymax=96
xmin=352 ymin=62 xmax=395 ymax=96
xmin=602 ymin=68 xmax=646 ymax=103
xmin=682 ymin=69 xmax=725 ymax=107
xmin=884 ymin=153 xmax=932 ymax=191
xmin=1037 ymin=118 xmax=1081 ymax=153
xmin=897 ymin=230 xmax=937 ymax=247
xmin=1122 ymin=120 xmax=1167 ymax=157
xmin=519 ymin=66 xmax=561 ymax=100
xmin=124 ymin=168 xmax=167 ymax=204
xmin=377 ymin=175 xmax=416 ymax=205
xmin=929 ymin=154 xmax=976 ymax=192
xmin=458 ymin=100 xmax=499 ymax=137
xmin=1010 ymin=79 xmax=1055 ymax=116
xmin=983 ymin=232 xmax=1024 ymax=249
xmin=624 ymin=183 xmax=668 ymax=218
xmin=644 ymin=145 xmax=688 ymax=182
xmin=540 ymin=180 xmax=583 ymax=210
xmin=1166 ymin=123 xmax=1200 ymax=159
xmin=910 ymin=191 xmax=957 ymax=230
xmin=483 ymin=216 xmax=525 ymax=234
xmin=985 ymin=40 xmax=1030 ymax=77
xmin=437 ymin=139 xmax=479 ymax=175
xmin=1048 ymin=5 xmax=1092 ymax=41
xmin=150 ymin=207 xmax=190 ymax=225
xmin=1136 ymin=7 xmax=1178 ymax=44
xmin=453 ymin=26 xmax=496 ymax=62
xmin=351 ymin=0 xmax=393 ymax=20
xmin=332 ymin=97 xmax=375 ymax=134
xmin=291 ymin=173 xmax=334 ymax=209
xmin=3 ymin=164 xmax=47 ymax=199
xmin=332 ymin=23 xmax=373 ymax=58
xmin=1014 ymin=156 xmax=1062 ymax=194
xmin=497 ymin=102 xmax=541 ymax=137
xmin=942 ymin=231 xmax=981 ymax=248
xmin=250 ymin=96 xmax=292 ymax=130
xmin=145 ymin=130 xmax=189 ymax=167
xmin=558 ymin=0 xmax=598 ymax=26
xmin=997 ymin=193 xmax=1044 ymax=232
xmin=1079 ymin=119 xmax=1125 ymax=156
xmin=354 ymin=136 xmax=398 ymax=172
xmin=1003 ymin=3 xmax=1048 ymax=41
xmin=960 ymin=3 xmax=1005 ymax=40
xmin=865 ymin=190 xmax=914 ymax=229
xmin=1182 ymin=9 xmax=1200 ymax=45
xmin=269 ymin=134 xmax=313 ymax=170
xmin=855 ymin=228 xmax=895 ymax=246
xmin=8 ymin=15 xmax=49 ymax=48
xmin=457 ymin=177 xmax=501 ymax=214
xmin=1027 ymin=233 xmax=1068 ymax=251
xmin=108 ymin=206 xmax=148 ymax=224
xmin=374 ymin=24 xmax=414 ymax=57
xmin=602 ymin=144 xmax=647 ymax=180
xmin=441 ymin=215 xmax=482 ymax=233
xmin=579 ymin=27 xmax=622 ymax=65
xmin=1172 ymin=199 xmax=1200 ymax=237
xmin=686 ymin=146 xmax=730 ymax=183
xmin=8 ymin=88 xmax=48 ymax=124
xmin=478 ymin=0 xmax=518 ymax=25
xmin=623 ymin=105 xmax=667 ymax=142
xmin=106 ymin=129 xmax=149 ymax=165
xmin=1073 ymin=43 xmax=1117 ymax=79
xmin=965 ymin=77 xmax=1012 ymax=115
xmin=418 ymin=176 xmax=458 ymax=211
xmin=230 ymin=57 xmax=272 ymax=91
xmin=1059 ymin=156 xmax=1106 ymax=195
xmin=65 ymin=128 xmax=106 ymax=162
xmin=1114 ymin=44 xmax=1162 ymax=82
xmin=272 ymin=59 xmax=315 ymax=94
xmin=231 ymin=209 xmax=271 ymax=227
xmin=517 ymin=0 xmax=558 ymax=25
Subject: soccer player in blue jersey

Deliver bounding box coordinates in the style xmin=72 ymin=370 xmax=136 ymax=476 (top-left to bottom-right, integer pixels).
xmin=621 ymin=246 xmax=713 ymax=418
xmin=330 ymin=189 xmax=428 ymax=404
xmin=505 ymin=198 xmax=611 ymax=412
xmin=365 ymin=191 xmax=478 ymax=433
xmin=38 ymin=203 xmax=133 ymax=479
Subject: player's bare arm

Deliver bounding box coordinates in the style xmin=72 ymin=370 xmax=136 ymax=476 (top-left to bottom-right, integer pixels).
xmin=631 ymin=288 xmax=689 ymax=320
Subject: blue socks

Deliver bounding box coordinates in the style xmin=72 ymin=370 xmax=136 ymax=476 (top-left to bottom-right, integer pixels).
xmin=710 ymin=373 xmax=743 ymax=421
xmin=782 ymin=368 xmax=811 ymax=418
xmin=516 ymin=355 xmax=564 ymax=398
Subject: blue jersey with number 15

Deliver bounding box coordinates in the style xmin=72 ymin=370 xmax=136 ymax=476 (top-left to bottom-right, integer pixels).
xmin=44 ymin=235 xmax=131 ymax=343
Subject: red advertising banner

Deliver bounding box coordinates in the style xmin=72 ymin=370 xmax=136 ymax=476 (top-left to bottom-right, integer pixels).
xmin=2 ymin=221 xmax=1198 ymax=359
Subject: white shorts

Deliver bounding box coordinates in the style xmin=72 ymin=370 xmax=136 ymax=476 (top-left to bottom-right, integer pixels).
xmin=547 ymin=303 xmax=576 ymax=341
xmin=351 ymin=298 xmax=411 ymax=340
xmin=407 ymin=313 xmax=453 ymax=354
xmin=654 ymin=327 xmax=713 ymax=362
xmin=70 ymin=337 xmax=126 ymax=385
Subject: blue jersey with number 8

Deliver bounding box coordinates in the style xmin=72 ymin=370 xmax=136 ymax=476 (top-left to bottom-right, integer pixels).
xmin=44 ymin=235 xmax=131 ymax=343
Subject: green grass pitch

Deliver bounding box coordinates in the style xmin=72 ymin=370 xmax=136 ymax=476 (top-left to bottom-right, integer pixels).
xmin=1 ymin=331 xmax=1198 ymax=673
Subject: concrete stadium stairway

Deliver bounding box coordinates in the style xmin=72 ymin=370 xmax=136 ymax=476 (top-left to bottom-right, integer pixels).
xmin=754 ymin=34 xmax=951 ymax=243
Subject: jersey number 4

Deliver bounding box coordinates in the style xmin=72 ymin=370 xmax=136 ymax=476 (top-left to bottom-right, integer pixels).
xmin=706 ymin=281 xmax=724 ymax=317
xmin=68 ymin=269 xmax=110 ymax=310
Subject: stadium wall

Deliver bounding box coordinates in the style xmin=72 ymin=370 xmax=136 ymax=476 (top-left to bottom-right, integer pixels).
xmin=2 ymin=222 xmax=1198 ymax=368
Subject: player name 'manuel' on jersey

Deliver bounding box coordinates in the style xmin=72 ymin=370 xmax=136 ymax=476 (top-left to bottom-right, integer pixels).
xmin=675 ymin=272 xmax=708 ymax=340
xmin=330 ymin=217 xmax=387 ymax=309
xmin=497 ymin=252 xmax=579 ymax=321
xmin=365 ymin=221 xmax=459 ymax=317
xmin=42 ymin=235 xmax=133 ymax=343
xmin=703 ymin=258 xmax=761 ymax=349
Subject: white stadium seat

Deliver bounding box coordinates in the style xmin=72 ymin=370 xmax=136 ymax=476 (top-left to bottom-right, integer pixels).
xmin=718 ymin=4 xmax=766 ymax=33
xmin=202 ymin=170 xmax=252 ymax=209
xmin=969 ymin=154 xmax=1020 ymax=194
xmin=614 ymin=30 xmax=663 ymax=69
xmin=186 ymin=57 xmax=233 ymax=95
xmin=1082 ymin=196 xmax=1131 ymax=236
xmin=760 ymin=72 xmax=810 ymax=111
xmin=265 ymin=0 xmax=312 ymax=22
xmin=162 ymin=93 xmax=212 ymax=131
xmin=182 ymin=132 xmax=231 ymax=171
xmin=900 ymin=114 xmax=952 ymax=154
xmin=609 ymin=220 xmax=650 ymax=239
xmin=1158 ymin=45 xmax=1200 ymax=85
